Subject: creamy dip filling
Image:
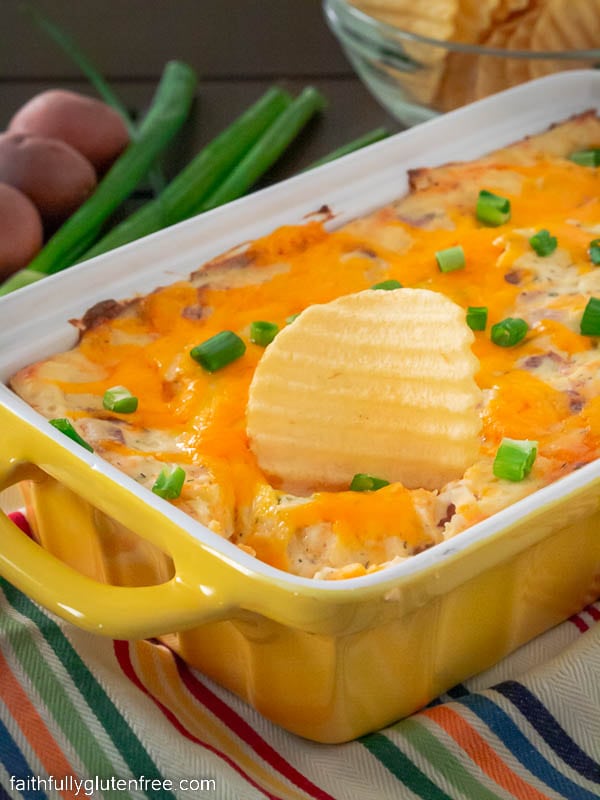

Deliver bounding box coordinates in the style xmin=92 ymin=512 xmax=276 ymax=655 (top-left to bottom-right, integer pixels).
xmin=11 ymin=114 xmax=600 ymax=579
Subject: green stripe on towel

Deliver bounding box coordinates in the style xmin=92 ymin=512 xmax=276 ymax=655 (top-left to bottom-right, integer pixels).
xmin=0 ymin=578 xmax=176 ymax=800
xmin=360 ymin=731 xmax=455 ymax=800
xmin=394 ymin=718 xmax=505 ymax=800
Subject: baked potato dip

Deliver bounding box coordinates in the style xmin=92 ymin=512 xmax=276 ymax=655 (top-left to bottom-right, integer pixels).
xmin=11 ymin=111 xmax=600 ymax=579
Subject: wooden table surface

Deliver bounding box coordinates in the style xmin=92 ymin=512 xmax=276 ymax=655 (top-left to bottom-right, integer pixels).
xmin=0 ymin=0 xmax=402 ymax=188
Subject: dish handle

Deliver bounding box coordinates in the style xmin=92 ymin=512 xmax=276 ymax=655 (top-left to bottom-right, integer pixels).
xmin=0 ymin=404 xmax=256 ymax=639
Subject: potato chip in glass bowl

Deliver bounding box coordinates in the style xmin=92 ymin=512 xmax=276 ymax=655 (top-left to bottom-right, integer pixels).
xmin=323 ymin=0 xmax=600 ymax=126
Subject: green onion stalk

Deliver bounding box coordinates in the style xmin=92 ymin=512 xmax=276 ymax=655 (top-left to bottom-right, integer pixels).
xmin=79 ymin=86 xmax=294 ymax=261
xmin=77 ymin=86 xmax=325 ymax=264
xmin=303 ymin=126 xmax=390 ymax=171
xmin=198 ymin=87 xmax=327 ymax=212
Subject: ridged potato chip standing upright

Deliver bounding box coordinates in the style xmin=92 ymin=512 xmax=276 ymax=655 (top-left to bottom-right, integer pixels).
xmin=246 ymin=288 xmax=482 ymax=496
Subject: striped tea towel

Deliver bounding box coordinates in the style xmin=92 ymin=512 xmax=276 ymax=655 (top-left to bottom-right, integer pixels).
xmin=1 ymin=511 xmax=599 ymax=800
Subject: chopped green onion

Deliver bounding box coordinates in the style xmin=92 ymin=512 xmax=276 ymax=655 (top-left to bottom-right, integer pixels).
xmin=529 ymin=229 xmax=557 ymax=257
xmin=151 ymin=465 xmax=186 ymax=500
xmin=49 ymin=418 xmax=94 ymax=452
xmin=589 ymin=239 xmax=600 ymax=265
xmin=490 ymin=317 xmax=528 ymax=347
xmin=580 ymin=297 xmax=600 ymax=336
xmin=190 ymin=330 xmax=246 ymax=371
xmin=568 ymin=148 xmax=600 ymax=167
xmin=436 ymin=245 xmax=465 ymax=273
xmin=476 ymin=190 xmax=511 ymax=227
xmin=371 ymin=278 xmax=403 ymax=290
xmin=466 ymin=306 xmax=488 ymax=331
xmin=286 ymin=313 xmax=301 ymax=324
xmin=493 ymin=437 xmax=538 ymax=481
xmin=103 ymin=386 xmax=138 ymax=414
xmin=250 ymin=320 xmax=279 ymax=346
xmin=349 ymin=473 xmax=390 ymax=492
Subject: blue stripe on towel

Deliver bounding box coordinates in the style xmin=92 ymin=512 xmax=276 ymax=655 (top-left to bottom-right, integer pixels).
xmin=493 ymin=680 xmax=600 ymax=784
xmin=457 ymin=693 xmax=600 ymax=800
xmin=0 ymin=716 xmax=47 ymax=800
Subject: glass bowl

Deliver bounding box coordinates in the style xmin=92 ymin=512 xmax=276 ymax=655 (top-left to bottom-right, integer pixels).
xmin=323 ymin=0 xmax=600 ymax=126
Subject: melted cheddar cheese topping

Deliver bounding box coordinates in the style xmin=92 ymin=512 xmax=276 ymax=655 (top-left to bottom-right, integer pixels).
xmin=15 ymin=126 xmax=600 ymax=579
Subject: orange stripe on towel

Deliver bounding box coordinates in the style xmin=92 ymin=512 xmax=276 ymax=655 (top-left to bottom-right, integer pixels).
xmin=0 ymin=649 xmax=79 ymax=799
xmin=423 ymin=705 xmax=552 ymax=800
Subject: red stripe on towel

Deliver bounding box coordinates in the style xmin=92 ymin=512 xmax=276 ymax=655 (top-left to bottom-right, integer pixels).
xmin=175 ymin=656 xmax=337 ymax=800
xmin=113 ymin=640 xmax=285 ymax=800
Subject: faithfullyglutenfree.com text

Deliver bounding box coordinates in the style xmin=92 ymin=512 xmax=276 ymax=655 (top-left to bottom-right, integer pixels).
xmin=9 ymin=774 xmax=217 ymax=796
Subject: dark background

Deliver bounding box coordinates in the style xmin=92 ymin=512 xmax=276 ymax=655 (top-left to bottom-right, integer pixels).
xmin=0 ymin=0 xmax=401 ymax=185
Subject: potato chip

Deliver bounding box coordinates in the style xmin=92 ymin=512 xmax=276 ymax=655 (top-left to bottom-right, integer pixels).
xmin=350 ymin=0 xmax=458 ymax=41
xmin=453 ymin=0 xmax=502 ymax=43
xmin=349 ymin=0 xmax=598 ymax=115
xmin=473 ymin=10 xmax=536 ymax=100
xmin=433 ymin=2 xmax=538 ymax=110
xmin=389 ymin=60 xmax=448 ymax=107
xmin=246 ymin=288 xmax=482 ymax=495
xmin=531 ymin=0 xmax=600 ymax=50
xmin=348 ymin=0 xmax=462 ymax=108
xmin=477 ymin=7 xmax=547 ymax=99
xmin=528 ymin=0 xmax=600 ymax=81
xmin=434 ymin=50 xmax=482 ymax=111
xmin=347 ymin=0 xmax=461 ymax=110
xmin=502 ymin=9 xmax=539 ymax=86
xmin=491 ymin=0 xmax=533 ymax=25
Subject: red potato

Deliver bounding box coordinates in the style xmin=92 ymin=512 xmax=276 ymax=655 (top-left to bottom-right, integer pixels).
xmin=0 ymin=132 xmax=97 ymax=227
xmin=0 ymin=182 xmax=44 ymax=280
xmin=9 ymin=89 xmax=130 ymax=174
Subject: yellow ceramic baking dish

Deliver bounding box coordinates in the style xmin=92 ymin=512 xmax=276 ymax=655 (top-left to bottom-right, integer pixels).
xmin=1 ymin=72 xmax=600 ymax=743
